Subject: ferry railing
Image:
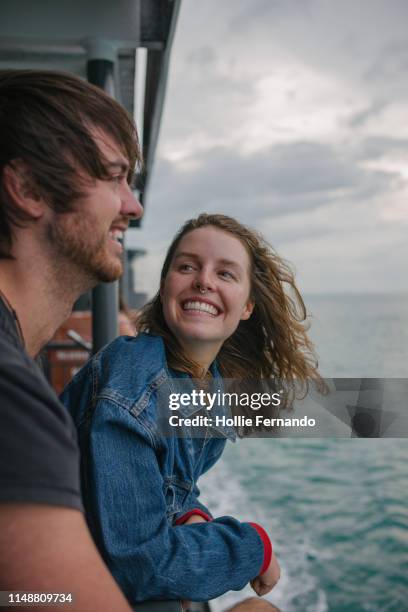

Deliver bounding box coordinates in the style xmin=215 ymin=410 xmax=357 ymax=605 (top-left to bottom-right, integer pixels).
xmin=135 ymin=602 xmax=182 ymax=611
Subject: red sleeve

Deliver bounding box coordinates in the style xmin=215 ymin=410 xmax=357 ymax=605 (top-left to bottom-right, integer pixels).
xmin=174 ymin=509 xmax=213 ymax=525
xmin=249 ymin=522 xmax=273 ymax=575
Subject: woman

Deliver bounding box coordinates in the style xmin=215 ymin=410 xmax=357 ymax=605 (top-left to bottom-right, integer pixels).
xmin=61 ymin=213 xmax=322 ymax=605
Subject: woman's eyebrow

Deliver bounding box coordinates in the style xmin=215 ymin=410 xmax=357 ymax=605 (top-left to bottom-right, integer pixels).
xmin=174 ymin=252 xmax=200 ymax=260
xmin=217 ymin=258 xmax=242 ymax=271
xmin=174 ymin=253 xmax=242 ymax=271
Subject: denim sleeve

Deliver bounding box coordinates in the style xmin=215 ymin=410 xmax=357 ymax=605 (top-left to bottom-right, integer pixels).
xmin=173 ymin=482 xmax=213 ymax=524
xmin=173 ymin=435 xmax=228 ymax=523
xmin=88 ymin=401 xmax=265 ymax=603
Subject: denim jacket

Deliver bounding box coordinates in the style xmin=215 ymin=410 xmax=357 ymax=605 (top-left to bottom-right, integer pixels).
xmin=61 ymin=333 xmax=269 ymax=603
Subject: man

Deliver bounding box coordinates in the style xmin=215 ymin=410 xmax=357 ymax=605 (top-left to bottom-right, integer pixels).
xmin=0 ymin=70 xmax=142 ymax=610
xmin=0 ymin=71 xmax=280 ymax=612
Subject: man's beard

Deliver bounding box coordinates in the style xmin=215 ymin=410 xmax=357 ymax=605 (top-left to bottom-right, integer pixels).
xmin=45 ymin=212 xmax=123 ymax=284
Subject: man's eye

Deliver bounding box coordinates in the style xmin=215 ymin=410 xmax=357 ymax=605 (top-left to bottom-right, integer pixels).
xmin=111 ymin=175 xmax=124 ymax=184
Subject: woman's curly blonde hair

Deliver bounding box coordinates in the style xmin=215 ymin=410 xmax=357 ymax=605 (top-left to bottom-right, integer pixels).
xmin=137 ymin=214 xmax=324 ymax=418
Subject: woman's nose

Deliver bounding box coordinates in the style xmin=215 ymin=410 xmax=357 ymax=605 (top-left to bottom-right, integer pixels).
xmin=193 ymin=269 xmax=215 ymax=292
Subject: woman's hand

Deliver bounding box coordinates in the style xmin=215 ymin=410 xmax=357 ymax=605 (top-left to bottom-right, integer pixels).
xmin=250 ymin=553 xmax=281 ymax=596
xmin=183 ymin=514 xmax=208 ymax=525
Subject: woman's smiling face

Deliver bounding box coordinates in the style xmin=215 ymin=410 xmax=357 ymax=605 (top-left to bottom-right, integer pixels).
xmin=161 ymin=226 xmax=254 ymax=362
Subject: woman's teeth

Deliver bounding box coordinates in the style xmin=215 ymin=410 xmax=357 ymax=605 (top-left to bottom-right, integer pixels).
xmin=183 ymin=301 xmax=218 ymax=316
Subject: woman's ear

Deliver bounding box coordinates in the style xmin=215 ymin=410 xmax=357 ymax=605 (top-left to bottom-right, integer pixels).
xmin=241 ymin=300 xmax=254 ymax=321
xmin=2 ymin=160 xmax=44 ymax=219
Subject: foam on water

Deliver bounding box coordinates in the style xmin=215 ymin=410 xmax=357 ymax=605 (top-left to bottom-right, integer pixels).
xmin=195 ymin=296 xmax=408 ymax=611
xmin=199 ymin=437 xmax=408 ymax=610
xmin=199 ymin=441 xmax=329 ymax=611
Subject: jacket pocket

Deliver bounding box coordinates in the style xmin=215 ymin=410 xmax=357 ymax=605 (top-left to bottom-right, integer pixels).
xmin=163 ymin=476 xmax=193 ymax=520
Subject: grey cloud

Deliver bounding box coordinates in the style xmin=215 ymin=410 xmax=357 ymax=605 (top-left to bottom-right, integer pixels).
xmin=185 ymin=45 xmax=217 ymax=66
xmin=355 ymin=136 xmax=408 ymax=161
xmin=150 ymin=141 xmax=395 ymax=224
xmin=229 ymin=0 xmax=315 ymax=31
xmin=141 ymin=0 xmax=408 ymax=295
xmin=217 ymin=0 xmax=408 ymax=95
xmin=364 ymin=40 xmax=408 ymax=84
xmin=159 ymin=51 xmax=256 ymax=143
xmin=348 ymin=100 xmax=388 ymax=129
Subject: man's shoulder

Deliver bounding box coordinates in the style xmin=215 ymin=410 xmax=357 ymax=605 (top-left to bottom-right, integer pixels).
xmin=0 ymin=323 xmax=78 ymax=443
xmin=0 ymin=323 xmax=37 ymax=380
xmin=0 ymin=323 xmax=82 ymax=511
xmin=0 ymin=298 xmax=23 ymax=353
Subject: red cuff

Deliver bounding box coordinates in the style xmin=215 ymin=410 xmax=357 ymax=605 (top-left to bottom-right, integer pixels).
xmin=174 ymin=509 xmax=213 ymax=525
xmin=249 ymin=522 xmax=272 ymax=575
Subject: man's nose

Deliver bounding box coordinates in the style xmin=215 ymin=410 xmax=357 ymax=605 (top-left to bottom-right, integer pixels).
xmin=121 ymin=186 xmax=143 ymax=220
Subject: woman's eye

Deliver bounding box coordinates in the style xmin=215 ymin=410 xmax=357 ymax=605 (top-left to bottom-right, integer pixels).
xmin=219 ymin=270 xmax=234 ymax=280
xmin=179 ymin=264 xmax=194 ymax=272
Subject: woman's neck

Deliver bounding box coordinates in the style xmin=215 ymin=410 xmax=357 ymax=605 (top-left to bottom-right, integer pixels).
xmin=179 ymin=340 xmax=222 ymax=377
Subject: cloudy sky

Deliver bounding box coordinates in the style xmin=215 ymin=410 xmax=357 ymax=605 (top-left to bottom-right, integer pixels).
xmin=131 ymin=0 xmax=408 ymax=297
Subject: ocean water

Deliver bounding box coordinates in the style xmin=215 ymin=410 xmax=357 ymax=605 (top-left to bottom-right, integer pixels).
xmin=306 ymin=293 xmax=408 ymax=378
xmin=200 ymin=294 xmax=408 ymax=612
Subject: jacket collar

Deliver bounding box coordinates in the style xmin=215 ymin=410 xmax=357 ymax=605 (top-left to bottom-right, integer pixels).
xmin=166 ymin=364 xmax=236 ymax=441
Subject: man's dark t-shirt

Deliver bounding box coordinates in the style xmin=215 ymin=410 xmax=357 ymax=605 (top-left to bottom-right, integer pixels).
xmin=0 ymin=297 xmax=82 ymax=509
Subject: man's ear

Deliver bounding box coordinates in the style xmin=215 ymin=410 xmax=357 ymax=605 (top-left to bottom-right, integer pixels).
xmin=2 ymin=160 xmax=45 ymax=220
xmin=241 ymin=299 xmax=254 ymax=321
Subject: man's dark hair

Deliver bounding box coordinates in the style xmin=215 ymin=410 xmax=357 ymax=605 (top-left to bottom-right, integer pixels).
xmin=0 ymin=69 xmax=142 ymax=258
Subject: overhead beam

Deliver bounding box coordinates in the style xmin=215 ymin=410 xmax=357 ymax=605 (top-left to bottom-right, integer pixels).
xmin=136 ymin=0 xmax=181 ymax=219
